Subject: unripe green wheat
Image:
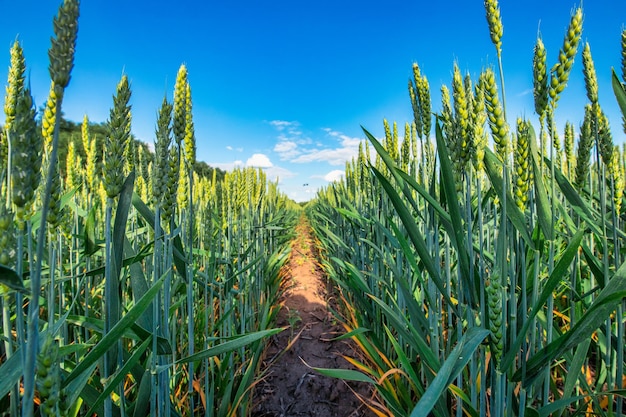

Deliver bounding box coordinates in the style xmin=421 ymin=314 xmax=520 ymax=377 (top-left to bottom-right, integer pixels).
xmin=47 ymin=162 xmax=63 ymax=227
xmin=548 ymin=7 xmax=582 ymax=107
xmin=137 ymin=143 xmax=150 ymax=201
xmin=452 ymin=63 xmax=470 ymax=171
xmin=81 ymin=115 xmax=98 ymax=198
xmin=146 ymin=161 xmax=154 ymax=203
xmin=10 ymin=89 xmax=42 ymax=222
xmin=2 ymin=41 xmax=26 ymax=184
xmin=65 ymin=139 xmax=81 ymax=192
xmin=487 ymin=269 xmax=504 ymax=364
xmin=126 ymin=135 xmax=136 ymax=175
xmin=483 ymin=0 xmax=503 ymax=56
xmin=472 ymin=77 xmax=488 ymax=172
xmin=409 ymin=122 xmax=418 ymax=176
xmin=177 ymin=157 xmax=189 ymax=209
xmin=611 ymin=149 xmax=623 ymax=214
xmin=582 ymin=42 xmax=598 ymax=105
xmin=0 ymin=130 xmax=5 ymax=188
xmin=383 ymin=119 xmax=399 ymax=163
xmin=0 ymin=205 xmax=15 ymax=266
xmin=481 ymin=68 xmax=509 ymax=161
xmin=575 ymin=104 xmax=594 ymax=189
xmin=417 ymin=76 xmax=431 ymax=139
xmin=392 ymin=121 xmax=399 ymax=164
xmin=514 ymin=118 xmax=532 ymax=211
xmin=41 ymin=85 xmax=57 ymax=159
xmin=409 ymin=69 xmax=421 ymax=136
xmin=400 ymin=122 xmax=411 ymax=172
xmin=30 ymin=84 xmax=54 ymax=223
xmin=409 ymin=62 xmax=432 ymax=140
xmin=97 ymin=180 xmax=107 ymax=213
xmin=104 ymin=75 xmax=132 ymax=199
xmin=597 ymin=107 xmax=614 ymax=169
xmin=163 ymin=144 xmax=180 ymax=220
xmin=464 ymin=73 xmax=474 ymax=115
xmin=173 ymin=64 xmax=188 ymax=145
xmin=153 ymin=97 xmax=173 ymax=205
xmin=4 ymin=40 xmax=26 ymax=133
xmin=183 ymin=82 xmax=196 ymax=168
xmin=138 ymin=142 xmax=150 ymax=179
xmin=564 ymin=121 xmax=575 ymax=178
xmin=39 ymin=83 xmax=58 ymax=216
xmin=81 ymin=114 xmax=90 ymax=154
xmin=48 ymin=0 xmax=79 ymax=98
xmin=85 ymin=133 xmax=98 ymax=195
xmin=533 ymin=37 xmax=548 ymax=118
xmin=440 ymin=85 xmax=454 ymax=150
xmin=36 ymin=335 xmax=61 ymax=417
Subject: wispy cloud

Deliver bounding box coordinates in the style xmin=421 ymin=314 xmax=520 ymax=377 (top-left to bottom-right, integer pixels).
xmin=273 ymin=140 xmax=300 ymax=160
xmin=289 ymin=128 xmax=362 ymax=166
xmin=269 ymin=120 xmax=296 ymax=131
xmin=323 ymin=128 xmax=362 ymax=147
xmin=226 ymin=145 xmax=243 ymax=152
xmin=291 ymin=148 xmax=355 ymax=166
xmin=269 ymin=120 xmax=311 ymax=160
xmin=517 ymin=88 xmax=534 ymax=97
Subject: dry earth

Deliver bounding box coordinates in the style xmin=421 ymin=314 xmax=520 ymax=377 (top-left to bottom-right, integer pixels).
xmin=252 ymin=217 xmax=375 ymax=417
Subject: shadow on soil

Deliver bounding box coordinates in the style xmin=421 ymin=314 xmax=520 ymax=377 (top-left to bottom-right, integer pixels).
xmin=252 ymin=217 xmax=376 ymax=417
xmin=251 ymin=293 xmax=375 ymax=417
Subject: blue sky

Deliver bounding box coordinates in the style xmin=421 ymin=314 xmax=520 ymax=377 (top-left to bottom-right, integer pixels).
xmin=1 ymin=1 xmax=625 ymax=202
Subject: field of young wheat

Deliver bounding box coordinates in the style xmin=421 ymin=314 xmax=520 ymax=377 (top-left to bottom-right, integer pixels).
xmin=1 ymin=0 xmax=625 ymax=416
xmin=0 ymin=1 xmax=301 ymax=416
xmin=309 ymin=1 xmax=626 ymax=416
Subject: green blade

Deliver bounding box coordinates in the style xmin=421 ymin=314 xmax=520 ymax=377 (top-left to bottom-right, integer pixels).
xmin=410 ymin=327 xmax=490 ymax=417
xmin=176 ymin=328 xmax=284 ymax=363
xmin=612 ymin=69 xmax=626 ymax=120
xmin=63 ymin=275 xmax=165 ymax=387
xmin=515 ymin=258 xmax=626 ymax=386
xmin=0 ymin=264 xmax=27 ymax=294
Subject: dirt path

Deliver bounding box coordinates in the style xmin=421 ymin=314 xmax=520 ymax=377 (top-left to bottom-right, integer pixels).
xmin=252 ymin=215 xmax=374 ymax=417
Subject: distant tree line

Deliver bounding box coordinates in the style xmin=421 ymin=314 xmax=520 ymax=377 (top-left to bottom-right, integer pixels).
xmin=38 ymin=114 xmax=226 ymax=184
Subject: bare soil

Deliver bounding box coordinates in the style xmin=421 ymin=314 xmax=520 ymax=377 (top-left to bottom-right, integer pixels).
xmin=251 ymin=216 xmax=375 ymax=417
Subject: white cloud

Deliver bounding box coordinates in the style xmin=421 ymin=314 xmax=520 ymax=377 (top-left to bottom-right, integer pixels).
xmin=274 ymin=141 xmax=297 ymax=152
xmin=288 ymin=128 xmax=362 ymax=166
xmin=226 ymin=145 xmax=233 ymax=151
xmin=291 ymin=148 xmax=356 ymax=166
xmin=269 ymin=120 xmax=297 ymax=131
xmin=339 ymin=134 xmax=362 ymax=148
xmin=324 ymin=170 xmax=345 ymax=182
xmin=269 ymin=120 xmax=315 ymax=161
xmin=246 ymin=153 xmax=273 ymax=168
xmin=324 ymin=128 xmax=361 ymax=147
